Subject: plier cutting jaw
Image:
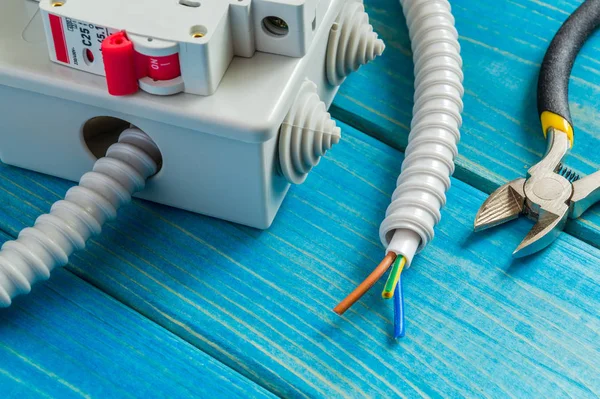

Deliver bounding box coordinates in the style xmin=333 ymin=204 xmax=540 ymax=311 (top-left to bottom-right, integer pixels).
xmin=474 ymin=0 xmax=600 ymax=257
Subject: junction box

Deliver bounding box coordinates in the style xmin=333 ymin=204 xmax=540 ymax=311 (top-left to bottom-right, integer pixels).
xmin=0 ymin=0 xmax=383 ymax=228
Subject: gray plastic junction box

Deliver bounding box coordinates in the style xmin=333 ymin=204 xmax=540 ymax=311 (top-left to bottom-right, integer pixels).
xmin=0 ymin=0 xmax=345 ymax=228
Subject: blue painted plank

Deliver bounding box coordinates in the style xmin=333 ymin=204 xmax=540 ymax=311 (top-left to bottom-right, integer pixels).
xmin=0 ymin=122 xmax=598 ymax=397
xmin=332 ymin=0 xmax=600 ymax=247
xmin=0 ymin=242 xmax=275 ymax=399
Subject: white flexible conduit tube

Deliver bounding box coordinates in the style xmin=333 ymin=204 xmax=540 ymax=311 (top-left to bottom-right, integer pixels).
xmin=380 ymin=0 xmax=463 ymax=266
xmin=0 ymin=129 xmax=161 ymax=307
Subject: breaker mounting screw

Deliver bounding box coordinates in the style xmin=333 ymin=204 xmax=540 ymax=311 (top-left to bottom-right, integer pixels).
xmin=263 ymin=16 xmax=289 ymax=36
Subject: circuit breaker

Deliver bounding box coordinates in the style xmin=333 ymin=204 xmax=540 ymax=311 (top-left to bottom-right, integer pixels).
xmin=0 ymin=0 xmax=383 ymax=228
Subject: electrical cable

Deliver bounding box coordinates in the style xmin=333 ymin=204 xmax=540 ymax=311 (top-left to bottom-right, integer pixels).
xmin=382 ymin=0 xmax=463 ymax=266
xmin=333 ymin=0 xmax=462 ymax=337
xmin=0 ymin=128 xmax=161 ymax=307
xmin=333 ymin=252 xmax=396 ymax=315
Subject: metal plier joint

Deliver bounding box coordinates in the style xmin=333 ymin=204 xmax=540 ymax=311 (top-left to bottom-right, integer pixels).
xmin=474 ymin=128 xmax=600 ymax=257
xmin=474 ymin=0 xmax=600 ymax=257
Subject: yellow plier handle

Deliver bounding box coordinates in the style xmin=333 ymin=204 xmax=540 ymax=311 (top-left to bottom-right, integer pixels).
xmin=537 ymin=0 xmax=600 ymax=147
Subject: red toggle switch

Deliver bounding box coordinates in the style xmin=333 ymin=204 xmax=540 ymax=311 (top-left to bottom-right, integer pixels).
xmin=102 ymin=31 xmax=182 ymax=96
xmin=101 ymin=31 xmax=139 ymax=96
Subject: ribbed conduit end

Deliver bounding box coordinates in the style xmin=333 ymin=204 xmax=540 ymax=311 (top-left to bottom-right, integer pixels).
xmin=326 ymin=0 xmax=386 ymax=86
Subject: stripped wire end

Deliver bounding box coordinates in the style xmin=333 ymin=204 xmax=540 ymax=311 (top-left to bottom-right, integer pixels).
xmin=382 ymin=255 xmax=405 ymax=299
xmin=333 ymin=252 xmax=397 ymax=315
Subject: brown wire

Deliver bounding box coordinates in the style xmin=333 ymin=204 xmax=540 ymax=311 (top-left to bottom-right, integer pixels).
xmin=333 ymin=252 xmax=397 ymax=315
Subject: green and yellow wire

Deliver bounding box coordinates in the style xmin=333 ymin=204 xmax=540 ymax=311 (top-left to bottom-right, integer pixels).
xmin=382 ymin=255 xmax=405 ymax=299
xmin=333 ymin=252 xmax=407 ymax=338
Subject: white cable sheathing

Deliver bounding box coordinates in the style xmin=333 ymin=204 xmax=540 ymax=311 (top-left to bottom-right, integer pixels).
xmin=326 ymin=0 xmax=386 ymax=86
xmin=380 ymin=0 xmax=463 ymax=266
xmin=0 ymin=129 xmax=160 ymax=307
xmin=279 ymin=80 xmax=341 ymax=185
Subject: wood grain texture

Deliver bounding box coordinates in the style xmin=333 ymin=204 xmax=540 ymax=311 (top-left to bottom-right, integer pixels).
xmin=332 ymin=0 xmax=600 ymax=247
xmin=0 ymin=234 xmax=275 ymax=399
xmin=0 ymin=122 xmax=598 ymax=398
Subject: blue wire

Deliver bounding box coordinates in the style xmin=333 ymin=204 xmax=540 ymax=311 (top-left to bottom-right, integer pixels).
xmin=393 ymin=274 xmax=405 ymax=339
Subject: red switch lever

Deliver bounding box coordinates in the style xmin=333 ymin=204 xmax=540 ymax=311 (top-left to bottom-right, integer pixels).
xmin=101 ymin=31 xmax=139 ymax=96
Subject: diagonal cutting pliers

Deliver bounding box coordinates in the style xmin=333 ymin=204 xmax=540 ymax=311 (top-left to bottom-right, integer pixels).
xmin=474 ymin=0 xmax=600 ymax=257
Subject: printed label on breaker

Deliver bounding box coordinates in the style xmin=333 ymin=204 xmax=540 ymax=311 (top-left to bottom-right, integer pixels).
xmin=47 ymin=14 xmax=117 ymax=76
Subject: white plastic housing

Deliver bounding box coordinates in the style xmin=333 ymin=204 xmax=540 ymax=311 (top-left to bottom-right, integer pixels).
xmin=0 ymin=0 xmax=348 ymax=229
xmin=254 ymin=0 xmax=329 ymax=57
xmin=38 ymin=0 xmax=329 ymax=96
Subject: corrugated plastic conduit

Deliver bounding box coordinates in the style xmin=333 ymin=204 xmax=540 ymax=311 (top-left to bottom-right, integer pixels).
xmin=381 ymin=0 xmax=463 ymax=266
xmin=0 ymin=129 xmax=161 ymax=307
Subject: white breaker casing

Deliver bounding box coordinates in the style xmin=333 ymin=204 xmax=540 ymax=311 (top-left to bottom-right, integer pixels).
xmin=38 ymin=0 xmax=331 ymax=95
xmin=0 ymin=0 xmax=363 ymax=229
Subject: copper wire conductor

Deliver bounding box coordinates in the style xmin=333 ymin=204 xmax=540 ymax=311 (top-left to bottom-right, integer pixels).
xmin=333 ymin=252 xmax=397 ymax=315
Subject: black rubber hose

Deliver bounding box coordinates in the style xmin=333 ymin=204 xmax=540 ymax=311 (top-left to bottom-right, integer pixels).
xmin=537 ymin=0 xmax=600 ymax=134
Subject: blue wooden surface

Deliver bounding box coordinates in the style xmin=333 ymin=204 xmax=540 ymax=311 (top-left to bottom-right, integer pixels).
xmin=0 ymin=123 xmax=599 ymax=397
xmin=2 ymin=0 xmax=600 ymax=397
xmin=0 ymin=228 xmax=274 ymax=398
xmin=333 ymin=0 xmax=600 ymax=247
